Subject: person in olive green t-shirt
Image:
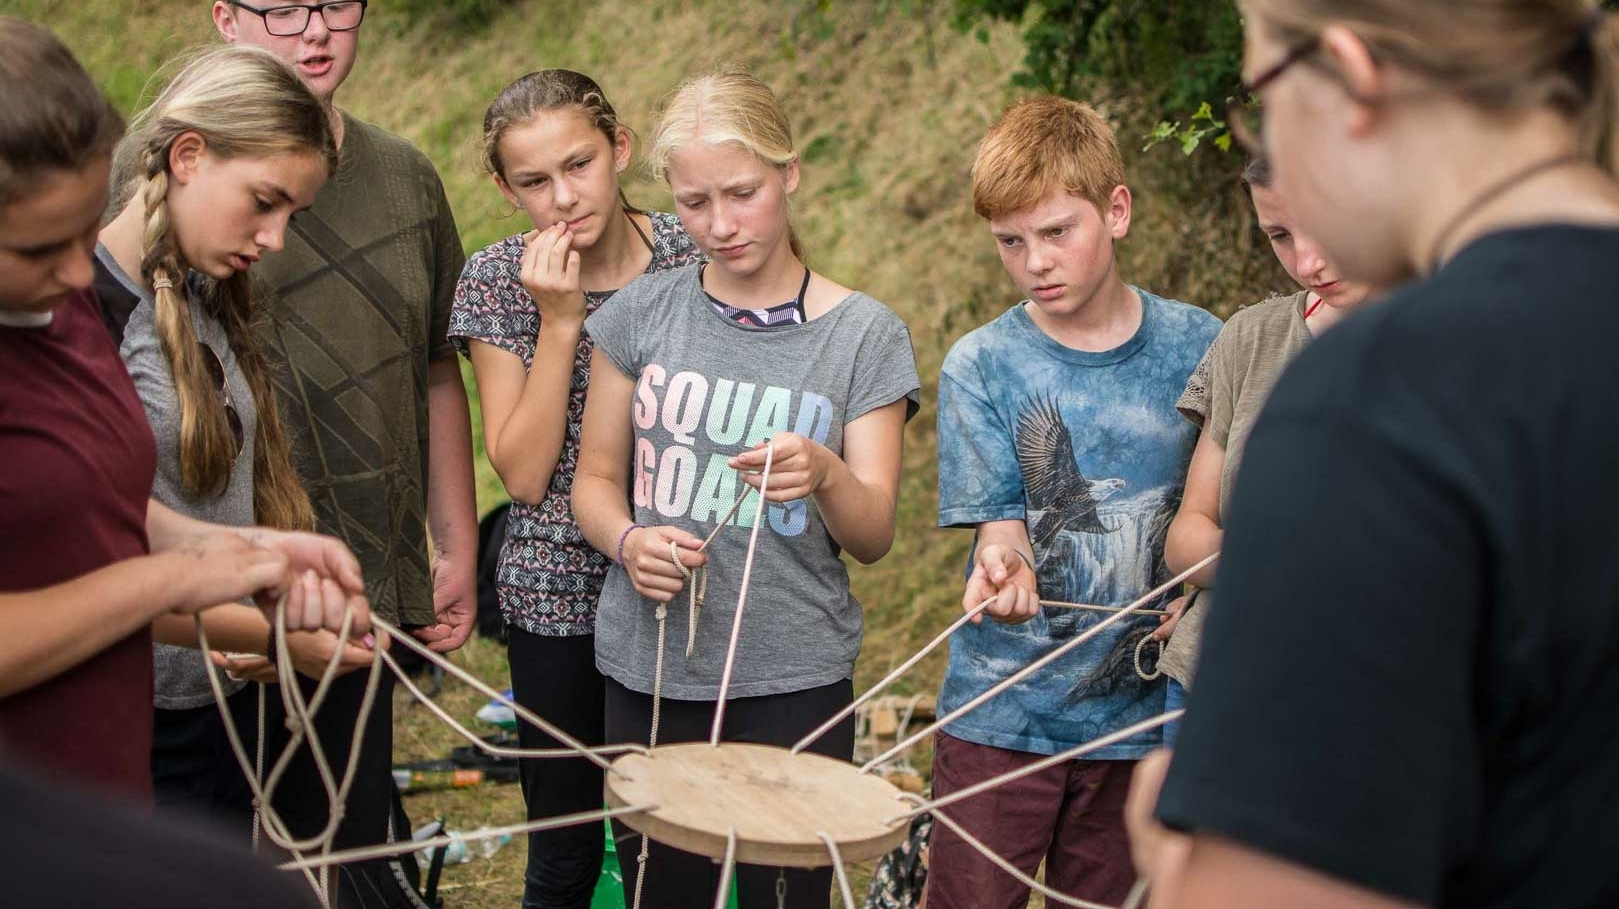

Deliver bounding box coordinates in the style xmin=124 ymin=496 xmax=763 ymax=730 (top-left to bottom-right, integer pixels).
xmin=1156 ymin=157 xmax=1374 ymax=739
xmin=212 ymin=2 xmax=477 ymax=902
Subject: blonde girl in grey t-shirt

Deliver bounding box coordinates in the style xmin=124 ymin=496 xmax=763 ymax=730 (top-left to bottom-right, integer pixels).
xmin=573 ymin=69 xmax=919 ymax=909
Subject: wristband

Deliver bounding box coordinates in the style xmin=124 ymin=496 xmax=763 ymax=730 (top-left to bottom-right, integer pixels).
xmin=616 ymin=523 xmax=645 ymax=566
xmin=264 ymin=627 xmax=278 ymax=667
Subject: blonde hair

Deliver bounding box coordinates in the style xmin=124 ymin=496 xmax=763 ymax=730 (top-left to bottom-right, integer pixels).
xmin=648 ymin=68 xmax=803 ymax=257
xmin=123 ymin=44 xmax=336 ymax=531
xmin=1243 ymin=0 xmax=1619 ymax=174
xmin=0 ymin=17 xmax=124 ymax=205
xmin=971 ymin=96 xmax=1125 ymax=221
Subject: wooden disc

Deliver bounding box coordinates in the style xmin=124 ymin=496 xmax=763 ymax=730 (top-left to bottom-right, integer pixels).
xmin=605 ymin=742 xmax=910 ymax=868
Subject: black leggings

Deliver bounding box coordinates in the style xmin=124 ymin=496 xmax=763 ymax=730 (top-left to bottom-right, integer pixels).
xmin=508 ymin=628 xmax=607 ymax=909
xmin=604 ymin=676 xmax=856 ymax=909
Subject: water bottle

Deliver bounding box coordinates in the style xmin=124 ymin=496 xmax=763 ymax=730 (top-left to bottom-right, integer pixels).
xmin=421 ymin=827 xmax=512 ymax=866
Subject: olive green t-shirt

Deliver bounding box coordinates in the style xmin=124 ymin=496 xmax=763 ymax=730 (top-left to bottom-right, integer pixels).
xmin=248 ymin=112 xmax=464 ymax=625
xmin=1159 ymin=291 xmax=1311 ymax=687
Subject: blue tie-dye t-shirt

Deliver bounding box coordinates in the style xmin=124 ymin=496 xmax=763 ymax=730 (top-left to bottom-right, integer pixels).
xmin=936 ymin=289 xmax=1221 ymax=757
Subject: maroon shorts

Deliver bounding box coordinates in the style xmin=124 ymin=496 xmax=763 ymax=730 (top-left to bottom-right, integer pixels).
xmin=923 ymin=730 xmax=1137 ymax=909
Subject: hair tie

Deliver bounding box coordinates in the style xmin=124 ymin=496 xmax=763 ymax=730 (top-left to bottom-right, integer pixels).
xmin=152 ymin=278 xmax=174 ymax=291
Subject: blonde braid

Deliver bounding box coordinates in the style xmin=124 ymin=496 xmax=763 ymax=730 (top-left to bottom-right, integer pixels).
xmin=140 ymin=147 xmax=238 ymax=498
xmin=213 ymin=272 xmax=315 ymax=531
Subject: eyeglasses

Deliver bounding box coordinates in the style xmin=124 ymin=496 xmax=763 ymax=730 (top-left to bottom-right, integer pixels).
xmin=228 ymin=1 xmax=367 ymax=37
xmin=198 ymin=341 xmax=246 ymax=469
xmin=1226 ymin=36 xmax=1320 ymax=155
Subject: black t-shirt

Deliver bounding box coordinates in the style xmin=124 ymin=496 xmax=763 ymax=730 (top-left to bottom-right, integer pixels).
xmin=0 ymin=760 xmax=318 ymax=908
xmin=1156 ymin=226 xmax=1619 ymax=908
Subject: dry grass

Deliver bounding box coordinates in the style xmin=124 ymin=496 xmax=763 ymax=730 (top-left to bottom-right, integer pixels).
xmin=22 ymin=1 xmax=1297 ymax=903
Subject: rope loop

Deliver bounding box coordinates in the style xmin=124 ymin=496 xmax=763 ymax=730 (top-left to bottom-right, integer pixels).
xmin=1133 ymin=633 xmax=1163 ymax=681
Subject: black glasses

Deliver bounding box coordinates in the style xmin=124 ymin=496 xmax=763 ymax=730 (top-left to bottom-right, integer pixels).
xmin=198 ymin=341 xmax=246 ymax=468
xmin=228 ymin=0 xmax=367 ymax=37
xmin=1227 ymin=36 xmax=1320 ymax=155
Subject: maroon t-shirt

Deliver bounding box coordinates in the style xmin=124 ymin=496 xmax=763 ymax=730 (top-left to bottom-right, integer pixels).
xmin=0 ymin=289 xmax=157 ymax=799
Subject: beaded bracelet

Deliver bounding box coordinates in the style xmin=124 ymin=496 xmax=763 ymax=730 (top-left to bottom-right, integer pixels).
xmin=616 ymin=523 xmax=645 ymax=566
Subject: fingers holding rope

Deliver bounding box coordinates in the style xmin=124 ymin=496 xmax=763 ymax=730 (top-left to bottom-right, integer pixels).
xmin=621 ymin=524 xmax=708 ymax=601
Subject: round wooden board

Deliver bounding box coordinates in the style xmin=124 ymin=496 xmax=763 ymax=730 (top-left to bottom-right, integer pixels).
xmin=605 ymin=742 xmax=911 ymax=868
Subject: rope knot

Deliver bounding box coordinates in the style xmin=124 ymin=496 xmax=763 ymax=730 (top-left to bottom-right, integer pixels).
xmin=669 ymin=539 xmax=707 ymax=659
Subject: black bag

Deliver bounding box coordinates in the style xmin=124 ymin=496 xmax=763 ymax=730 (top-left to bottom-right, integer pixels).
xmin=329 ymin=782 xmax=444 ymax=909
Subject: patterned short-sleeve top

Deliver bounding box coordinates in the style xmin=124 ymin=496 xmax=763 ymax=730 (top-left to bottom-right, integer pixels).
xmin=449 ymin=211 xmax=700 ymax=636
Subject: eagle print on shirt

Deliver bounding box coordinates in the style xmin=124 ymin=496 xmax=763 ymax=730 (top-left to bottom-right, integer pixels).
xmin=1016 ymin=395 xmax=1127 ymax=548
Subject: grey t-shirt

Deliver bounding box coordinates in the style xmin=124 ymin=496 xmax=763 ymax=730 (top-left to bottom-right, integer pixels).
xmin=96 ymin=245 xmax=257 ymax=709
xmin=585 ymin=265 xmax=921 ymax=700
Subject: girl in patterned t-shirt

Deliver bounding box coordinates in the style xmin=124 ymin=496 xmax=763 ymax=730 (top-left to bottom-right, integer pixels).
xmin=447 ymin=69 xmax=699 ymax=908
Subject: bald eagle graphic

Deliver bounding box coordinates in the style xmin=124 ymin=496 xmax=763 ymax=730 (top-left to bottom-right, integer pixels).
xmin=1015 ymin=396 xmax=1126 ymax=550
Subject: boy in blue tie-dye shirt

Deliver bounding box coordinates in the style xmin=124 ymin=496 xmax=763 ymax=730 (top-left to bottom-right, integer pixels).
xmin=926 ymin=97 xmax=1220 ymax=909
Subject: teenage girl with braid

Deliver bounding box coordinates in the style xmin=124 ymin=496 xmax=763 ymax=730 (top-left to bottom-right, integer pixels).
xmin=93 ymin=44 xmax=374 ymax=821
xmin=572 ymin=69 xmax=920 ymax=909
xmin=448 ymin=69 xmax=698 ymax=909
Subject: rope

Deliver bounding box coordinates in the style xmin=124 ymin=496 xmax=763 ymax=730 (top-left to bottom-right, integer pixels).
xmin=383 ymin=645 xmax=646 ymax=762
xmin=1133 ymin=634 xmax=1163 ymax=681
xmin=860 ymin=552 xmax=1218 ymax=772
xmin=819 ymin=831 xmax=859 ymax=908
xmin=674 ymin=470 xmax=757 ymax=659
xmin=710 ymin=444 xmax=774 ymax=745
xmin=633 ymin=447 xmax=774 ymax=909
xmin=671 ymin=540 xmax=708 ymax=659
xmin=202 ymin=596 xmax=637 ymax=906
xmin=252 ymin=681 xmax=266 ymax=852
xmin=792 ymin=597 xmax=993 ymax=755
xmin=280 ymin=804 xmax=656 ymax=871
xmin=630 ymin=597 xmax=669 ymax=909
xmin=197 ymin=603 xmax=384 ymax=906
xmin=193 ymin=480 xmax=1194 ymax=905
xmin=712 ymin=827 xmax=738 ymax=909
xmin=1042 ymin=600 xmax=1169 ymax=617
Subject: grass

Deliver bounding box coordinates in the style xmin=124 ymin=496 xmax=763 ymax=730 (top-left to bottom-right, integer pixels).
xmin=21 ymin=1 xmax=1293 ymax=904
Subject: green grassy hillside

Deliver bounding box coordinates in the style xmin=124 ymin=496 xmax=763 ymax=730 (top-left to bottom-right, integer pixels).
xmin=11 ymin=2 xmax=1292 ymax=902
